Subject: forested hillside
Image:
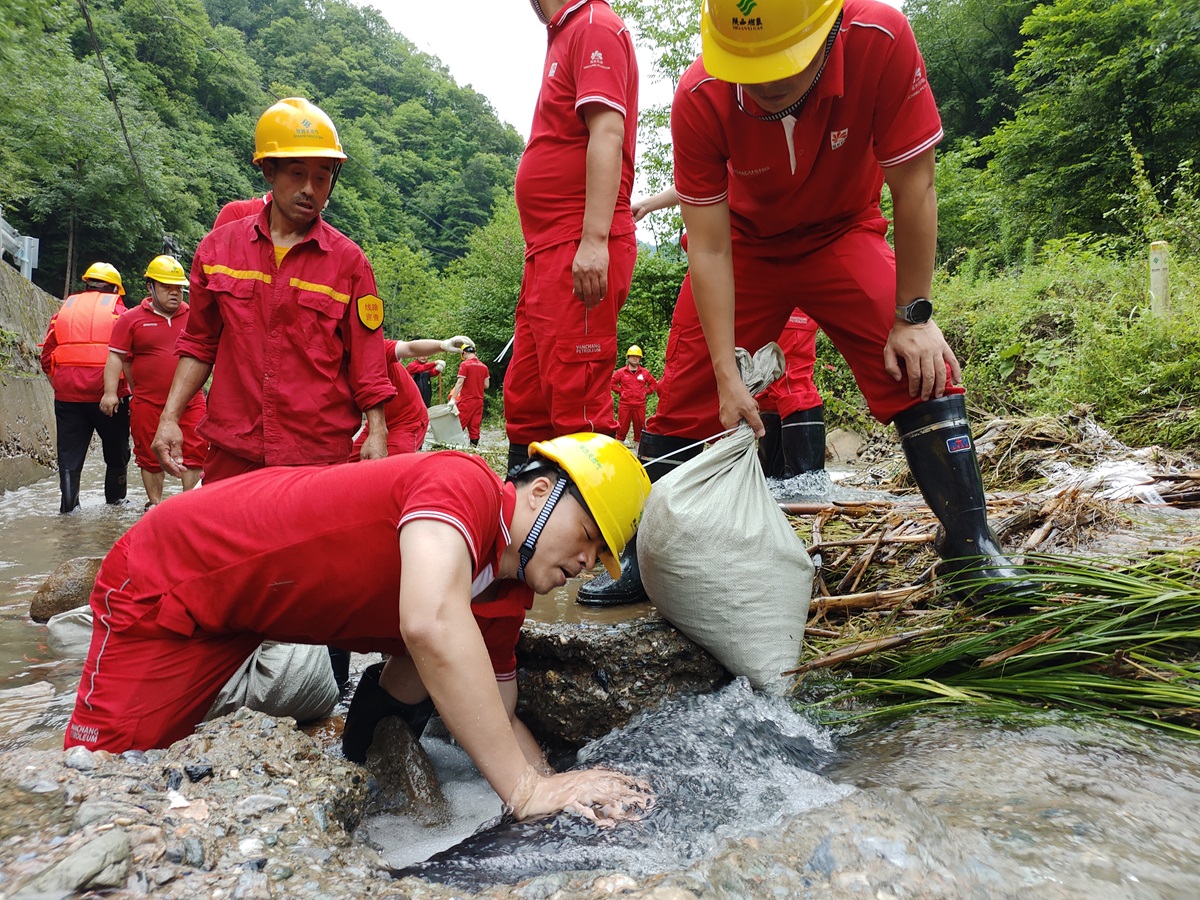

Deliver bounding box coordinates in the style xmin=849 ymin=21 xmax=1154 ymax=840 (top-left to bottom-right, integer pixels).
xmin=0 ymin=0 xmax=522 ymax=303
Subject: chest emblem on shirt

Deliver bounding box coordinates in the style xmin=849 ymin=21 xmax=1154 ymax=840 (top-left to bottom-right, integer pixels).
xmin=586 ymin=50 xmax=609 ymax=70
xmin=830 ymin=128 xmax=849 ymax=150
xmin=548 ymin=61 xmax=558 ymax=78
xmin=356 ymin=294 xmax=384 ymax=331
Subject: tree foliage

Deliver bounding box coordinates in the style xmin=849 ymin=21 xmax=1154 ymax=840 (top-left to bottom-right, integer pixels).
xmin=0 ymin=0 xmax=522 ymax=298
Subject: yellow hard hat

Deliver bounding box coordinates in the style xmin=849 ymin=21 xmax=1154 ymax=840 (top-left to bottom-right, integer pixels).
xmin=144 ymin=255 xmax=188 ymax=286
xmin=626 ymin=345 xmax=643 ymax=358
xmin=528 ymin=433 xmax=652 ymax=579
xmin=701 ymin=0 xmax=844 ymax=84
xmin=253 ymin=98 xmax=347 ymax=165
xmin=82 ymin=262 xmax=125 ymax=296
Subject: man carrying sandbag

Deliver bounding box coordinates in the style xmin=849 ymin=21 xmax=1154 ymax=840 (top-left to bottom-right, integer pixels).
xmin=581 ymin=0 xmax=1033 ymax=607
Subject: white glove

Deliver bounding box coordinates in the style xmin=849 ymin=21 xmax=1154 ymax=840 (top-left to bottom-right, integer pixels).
xmin=440 ymin=336 xmax=473 ymax=354
xmin=447 ymin=399 xmax=459 ymax=415
xmin=434 ymin=359 xmax=446 ymax=374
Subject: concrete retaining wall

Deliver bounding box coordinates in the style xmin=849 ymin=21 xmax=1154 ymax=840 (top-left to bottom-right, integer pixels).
xmin=0 ymin=260 xmax=59 ymax=492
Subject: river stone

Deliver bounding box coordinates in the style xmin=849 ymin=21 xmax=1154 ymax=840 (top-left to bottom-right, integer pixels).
xmin=364 ymin=717 xmax=449 ymax=822
xmin=29 ymin=556 xmax=103 ymax=622
xmin=516 ymin=612 xmax=730 ymax=747
xmin=10 ymin=827 xmax=131 ymax=897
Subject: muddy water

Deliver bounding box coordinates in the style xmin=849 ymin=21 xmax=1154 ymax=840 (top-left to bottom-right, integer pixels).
xmin=5 ymin=461 xmax=1200 ymax=895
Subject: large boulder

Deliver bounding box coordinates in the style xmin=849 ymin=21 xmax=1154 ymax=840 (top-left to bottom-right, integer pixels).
xmin=29 ymin=557 xmax=103 ymax=622
xmin=516 ymin=612 xmax=730 ymax=748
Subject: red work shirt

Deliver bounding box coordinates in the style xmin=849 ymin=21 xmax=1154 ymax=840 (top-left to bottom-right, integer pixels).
xmin=130 ymin=452 xmax=534 ymax=668
xmin=406 ymin=359 xmax=439 ymax=378
xmin=455 ymin=356 xmax=489 ymax=404
xmin=175 ymin=201 xmax=395 ymax=466
xmin=40 ymin=293 xmax=129 ymax=403
xmin=108 ymin=298 xmax=203 ymax=410
xmin=514 ymin=0 xmax=639 ymax=256
xmin=672 ymin=0 xmax=942 ymax=257
xmin=381 ymin=341 xmax=429 ymax=434
xmin=212 ymin=194 xmax=271 ymax=230
xmin=610 ymin=365 xmax=658 ymax=405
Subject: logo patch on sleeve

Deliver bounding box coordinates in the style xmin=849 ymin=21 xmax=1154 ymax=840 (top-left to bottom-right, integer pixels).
xmin=356 ymin=294 xmax=384 ymax=330
xmin=946 ymin=435 xmax=972 ymax=453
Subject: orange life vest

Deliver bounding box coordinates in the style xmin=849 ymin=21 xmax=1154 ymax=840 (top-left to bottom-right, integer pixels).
xmin=51 ymin=291 xmax=121 ymax=368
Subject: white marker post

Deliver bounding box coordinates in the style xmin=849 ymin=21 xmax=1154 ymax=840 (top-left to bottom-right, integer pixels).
xmin=1150 ymin=241 xmax=1170 ymax=317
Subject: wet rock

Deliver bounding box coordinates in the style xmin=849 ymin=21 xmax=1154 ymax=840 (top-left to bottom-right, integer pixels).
xmin=364 ymin=717 xmax=449 ymax=822
xmin=64 ymin=745 xmax=96 ymax=772
xmin=827 ymin=426 xmax=865 ymax=463
xmin=74 ymin=799 xmax=149 ymax=829
xmin=516 ymin=613 xmax=730 ymax=747
xmin=10 ymin=827 xmax=131 ymax=897
xmin=28 ymin=556 xmax=103 ymax=622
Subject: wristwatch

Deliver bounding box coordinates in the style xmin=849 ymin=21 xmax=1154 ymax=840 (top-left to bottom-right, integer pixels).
xmin=895 ymin=297 xmax=933 ymax=324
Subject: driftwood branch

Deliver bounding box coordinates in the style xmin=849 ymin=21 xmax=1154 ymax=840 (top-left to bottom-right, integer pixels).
xmin=786 ymin=627 xmax=938 ymax=674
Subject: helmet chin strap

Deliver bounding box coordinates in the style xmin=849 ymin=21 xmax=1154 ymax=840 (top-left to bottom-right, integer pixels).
xmin=529 ymin=0 xmax=550 ymax=25
xmin=517 ymin=477 xmax=569 ymax=583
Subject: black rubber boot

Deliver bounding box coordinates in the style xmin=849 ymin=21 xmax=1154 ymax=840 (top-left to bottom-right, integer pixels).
xmin=470 ymin=438 xmax=479 ymax=447
xmin=506 ymin=442 xmax=529 ymax=479
xmin=781 ymin=405 xmax=826 ymax=475
xmin=758 ymin=412 xmax=785 ymax=478
xmin=59 ymin=468 xmax=82 ymax=515
xmin=328 ymin=647 xmax=351 ymax=694
xmin=895 ymin=395 xmax=1037 ymax=604
xmin=575 ymin=431 xmax=702 ymax=606
xmin=342 ymin=662 xmax=435 ymax=763
xmin=104 ymin=465 xmax=127 ymax=505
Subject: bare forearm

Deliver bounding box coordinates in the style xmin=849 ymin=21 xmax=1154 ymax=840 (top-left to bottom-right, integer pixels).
xmin=102 ymin=352 xmax=124 ymax=397
xmin=887 ymin=151 xmax=938 ymax=305
xmin=161 ymin=358 xmax=211 ymax=421
xmin=582 ymin=115 xmax=624 ymax=241
xmin=393 ymin=339 xmax=444 ymax=359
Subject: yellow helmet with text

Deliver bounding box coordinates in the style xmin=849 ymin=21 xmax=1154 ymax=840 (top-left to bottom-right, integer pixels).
xmin=143 ymin=255 xmax=188 ymax=286
xmin=81 ymin=262 xmax=125 ymax=296
xmin=701 ymin=0 xmax=844 ymax=84
xmin=626 ymin=345 xmax=643 ymax=358
xmin=527 ymin=433 xmax=652 ymax=579
xmin=253 ymin=97 xmax=347 ymax=164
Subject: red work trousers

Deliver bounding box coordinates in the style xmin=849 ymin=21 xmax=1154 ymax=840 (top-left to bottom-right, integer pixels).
xmin=132 ymin=397 xmax=207 ymax=473
xmin=647 ymin=224 xmax=963 ymax=440
xmin=616 ymin=402 xmax=647 ymax=443
xmin=457 ymin=400 xmax=484 ymax=441
xmin=504 ymin=235 xmax=638 ymax=444
xmin=756 ymin=310 xmax=822 ymax=418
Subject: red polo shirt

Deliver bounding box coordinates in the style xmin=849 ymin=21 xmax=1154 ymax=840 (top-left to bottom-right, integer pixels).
xmin=672 ymin=0 xmax=942 ymax=257
xmin=176 ymin=201 xmax=395 ymax=466
xmin=514 ymin=0 xmax=639 ymax=256
xmin=108 ymin=298 xmax=201 ymax=408
xmin=131 ymin=452 xmax=533 ymax=667
xmin=455 ymin=356 xmax=490 ymax=404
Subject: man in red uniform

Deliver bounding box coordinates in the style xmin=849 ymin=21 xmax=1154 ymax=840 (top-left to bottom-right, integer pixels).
xmin=64 ymin=433 xmax=653 ymax=825
xmin=101 ymin=256 xmax=207 ymax=507
xmin=40 ymin=262 xmax=131 ymax=513
xmin=448 ymin=344 xmax=490 ymax=446
xmin=504 ymin=0 xmax=640 ymax=473
xmin=609 ymin=345 xmax=657 ymax=447
xmin=583 ymin=0 xmax=1030 ymax=605
xmin=755 ymin=309 xmax=826 ymax=478
xmin=152 ymin=98 xmax=395 ymax=484
xmin=351 ymin=336 xmax=471 ymax=458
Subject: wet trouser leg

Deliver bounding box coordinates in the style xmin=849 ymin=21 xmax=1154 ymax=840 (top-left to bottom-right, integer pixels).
xmin=895 ymin=395 xmax=1035 ymax=602
xmin=95 ymin=396 xmax=131 ymax=503
xmin=54 ymin=400 xmax=94 ymax=513
xmin=758 ymin=411 xmax=785 ymax=478
xmin=575 ymin=431 xmax=703 ymax=606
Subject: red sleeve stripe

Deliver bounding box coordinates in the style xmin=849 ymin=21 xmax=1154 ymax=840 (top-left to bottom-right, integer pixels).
xmin=575 ymin=95 xmax=627 ymax=117
xmin=879 ymin=130 xmax=943 ymax=168
xmin=495 ymin=669 xmax=517 ymax=682
xmin=107 ymin=345 xmax=132 ymax=356
xmin=677 ymin=189 xmax=729 ymax=206
xmin=398 ymin=511 xmax=480 ymax=569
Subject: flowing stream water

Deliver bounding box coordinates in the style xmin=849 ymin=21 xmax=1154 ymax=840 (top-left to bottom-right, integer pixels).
xmin=4 ymin=458 xmax=1200 ymax=896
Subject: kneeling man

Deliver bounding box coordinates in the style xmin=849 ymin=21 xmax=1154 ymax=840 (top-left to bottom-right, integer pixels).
xmin=66 ymin=434 xmax=651 ymax=823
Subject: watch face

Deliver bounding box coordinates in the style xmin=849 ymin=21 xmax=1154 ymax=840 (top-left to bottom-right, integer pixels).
xmin=905 ymin=299 xmax=933 ymax=323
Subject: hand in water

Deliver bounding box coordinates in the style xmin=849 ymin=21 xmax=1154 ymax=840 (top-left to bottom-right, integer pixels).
xmin=506 ymin=765 xmax=653 ymax=827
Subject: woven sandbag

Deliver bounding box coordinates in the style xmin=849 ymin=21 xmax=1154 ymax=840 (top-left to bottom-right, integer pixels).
xmin=637 ymin=346 xmax=813 ymax=693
